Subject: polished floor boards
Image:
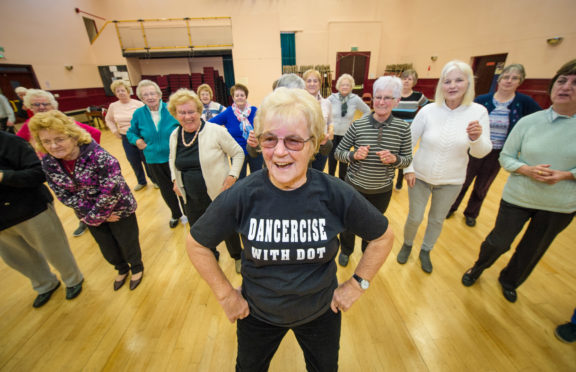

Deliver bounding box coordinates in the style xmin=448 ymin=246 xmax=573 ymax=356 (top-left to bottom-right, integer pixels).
xmin=1 ymin=129 xmax=574 ymax=371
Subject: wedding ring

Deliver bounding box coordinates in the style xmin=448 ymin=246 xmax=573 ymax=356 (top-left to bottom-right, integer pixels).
xmin=537 ymin=171 xmax=542 ymax=175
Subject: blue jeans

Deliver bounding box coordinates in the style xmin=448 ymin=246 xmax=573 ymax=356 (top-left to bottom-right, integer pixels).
xmin=236 ymin=309 xmax=341 ymax=372
xmin=238 ymin=152 xmax=263 ymax=179
xmin=121 ymin=135 xmax=153 ymax=185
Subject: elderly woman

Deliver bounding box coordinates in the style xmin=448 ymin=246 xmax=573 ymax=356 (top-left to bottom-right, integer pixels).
xmin=14 ymin=87 xmax=32 ymax=122
xmin=397 ymin=60 xmax=492 ymax=273
xmin=186 ymin=87 xmax=393 ymax=371
xmin=335 ymin=76 xmax=412 ymax=267
xmin=328 ymin=74 xmax=371 ymax=180
xmin=304 ymin=69 xmax=334 ymax=171
xmin=29 ymin=110 xmax=144 ymax=291
xmin=197 ymin=84 xmax=225 ymax=121
xmin=461 ymin=59 xmax=576 ymax=303
xmin=210 ymin=84 xmax=262 ymax=178
xmin=127 ymin=80 xmax=183 ymax=228
xmin=105 ymin=80 xmax=154 ymax=192
xmin=168 ymin=89 xmax=244 ymax=272
xmin=448 ymin=64 xmax=541 ymax=227
xmin=17 ymin=89 xmax=101 ymax=238
xmin=392 ymin=69 xmax=429 ymax=190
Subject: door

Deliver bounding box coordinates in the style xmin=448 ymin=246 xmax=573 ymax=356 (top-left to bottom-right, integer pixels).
xmin=472 ymin=53 xmax=508 ymax=96
xmin=335 ymin=52 xmax=370 ymax=94
xmin=0 ymin=64 xmax=40 ymax=100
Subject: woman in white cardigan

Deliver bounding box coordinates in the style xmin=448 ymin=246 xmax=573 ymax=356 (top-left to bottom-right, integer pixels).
xmin=168 ymin=89 xmax=245 ymax=272
xmin=397 ymin=60 xmax=492 ymax=273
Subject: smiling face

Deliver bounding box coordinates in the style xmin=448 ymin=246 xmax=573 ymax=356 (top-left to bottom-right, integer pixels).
xmin=260 ymin=114 xmax=314 ymax=191
xmin=199 ymin=90 xmax=211 ymax=105
xmin=551 ymin=74 xmax=576 ymax=113
xmin=140 ymin=85 xmax=160 ymax=110
xmin=38 ymin=129 xmax=79 ymax=161
xmin=305 ymin=75 xmax=321 ymax=96
xmin=373 ymin=89 xmax=399 ymax=122
xmin=175 ymin=100 xmax=202 ymax=132
xmin=233 ymin=89 xmax=247 ymax=109
xmin=338 ymin=79 xmax=353 ymax=96
xmin=30 ymin=96 xmax=55 ymax=114
xmin=442 ymin=69 xmax=469 ymax=108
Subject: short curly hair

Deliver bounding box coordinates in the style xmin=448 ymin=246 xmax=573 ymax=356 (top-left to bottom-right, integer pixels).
xmin=28 ymin=110 xmax=92 ymax=154
xmin=230 ymin=84 xmax=249 ymax=98
xmin=197 ymin=84 xmax=214 ymax=100
xmin=23 ymin=89 xmax=58 ymax=110
xmin=110 ymin=80 xmax=133 ymax=95
xmin=167 ymin=88 xmax=203 ymax=118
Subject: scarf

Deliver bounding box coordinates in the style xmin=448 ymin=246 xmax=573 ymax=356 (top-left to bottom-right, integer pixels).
xmin=339 ymin=93 xmax=351 ymax=117
xmin=233 ymin=103 xmax=253 ymax=140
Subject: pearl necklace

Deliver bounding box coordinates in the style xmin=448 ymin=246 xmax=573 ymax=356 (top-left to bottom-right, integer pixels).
xmin=181 ymin=126 xmax=199 ymax=147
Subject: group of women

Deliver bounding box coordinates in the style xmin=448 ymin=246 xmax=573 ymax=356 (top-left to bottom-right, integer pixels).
xmin=3 ymin=58 xmax=574 ymax=368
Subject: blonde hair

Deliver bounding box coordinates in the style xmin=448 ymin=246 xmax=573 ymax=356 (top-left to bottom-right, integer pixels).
xmin=254 ymin=87 xmax=324 ymax=158
xmin=167 ymin=89 xmax=203 ymax=118
xmin=303 ymin=69 xmax=321 ymax=82
xmin=136 ymin=79 xmax=162 ymax=100
xmin=23 ymin=89 xmax=58 ymax=110
xmin=336 ymin=74 xmax=355 ymax=91
xmin=197 ymin=84 xmax=214 ymax=100
xmin=435 ymin=60 xmax=475 ymax=106
xmin=28 ymin=110 xmax=91 ymax=154
xmin=110 ymin=80 xmax=133 ymax=95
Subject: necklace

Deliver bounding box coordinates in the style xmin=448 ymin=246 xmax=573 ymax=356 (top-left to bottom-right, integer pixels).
xmin=181 ymin=126 xmax=199 ymax=147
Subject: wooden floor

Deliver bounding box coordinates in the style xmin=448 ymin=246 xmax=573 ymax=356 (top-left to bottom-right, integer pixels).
xmin=1 ymin=128 xmax=575 ymax=371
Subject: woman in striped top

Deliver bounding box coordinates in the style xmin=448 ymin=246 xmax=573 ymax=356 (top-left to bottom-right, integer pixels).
xmin=335 ymin=76 xmax=412 ymax=266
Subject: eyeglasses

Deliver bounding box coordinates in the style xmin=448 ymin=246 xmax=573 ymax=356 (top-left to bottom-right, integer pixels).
xmin=40 ymin=136 xmax=70 ymax=147
xmin=373 ymin=96 xmax=397 ymax=102
xmin=258 ymin=133 xmax=313 ymax=151
xmin=31 ymin=102 xmax=52 ymax=108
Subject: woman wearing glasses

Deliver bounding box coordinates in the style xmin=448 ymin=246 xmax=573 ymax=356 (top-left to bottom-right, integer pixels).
xmin=186 ymin=87 xmax=393 ymax=371
xmin=168 ymin=89 xmax=244 ymax=271
xmin=397 ymin=60 xmax=492 ymax=273
xmin=127 ymin=80 xmax=183 ymax=229
xmin=448 ymin=64 xmax=541 ymax=227
xmin=335 ymin=76 xmax=412 ymax=267
xmin=29 ymin=110 xmax=144 ymax=291
xmin=328 ymin=74 xmax=371 ymax=180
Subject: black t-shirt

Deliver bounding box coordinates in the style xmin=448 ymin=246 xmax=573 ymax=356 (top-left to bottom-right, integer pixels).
xmin=190 ymin=169 xmax=389 ymax=327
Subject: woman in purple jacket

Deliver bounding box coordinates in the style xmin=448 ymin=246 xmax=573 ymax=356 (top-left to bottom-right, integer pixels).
xmin=29 ymin=110 xmax=144 ymax=291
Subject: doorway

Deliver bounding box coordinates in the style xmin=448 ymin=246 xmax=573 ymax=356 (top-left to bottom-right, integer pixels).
xmin=0 ymin=64 xmax=40 ymax=100
xmin=471 ymin=53 xmax=508 ymax=96
xmin=335 ymin=52 xmax=371 ymax=94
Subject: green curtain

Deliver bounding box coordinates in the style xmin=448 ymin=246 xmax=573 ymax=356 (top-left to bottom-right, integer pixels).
xmin=280 ymin=33 xmax=296 ymax=68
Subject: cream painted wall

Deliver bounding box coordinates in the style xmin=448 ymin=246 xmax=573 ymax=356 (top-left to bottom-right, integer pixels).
xmin=0 ymin=0 xmax=574 ymax=105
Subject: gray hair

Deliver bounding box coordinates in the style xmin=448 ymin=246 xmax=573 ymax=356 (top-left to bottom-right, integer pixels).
xmin=373 ymin=76 xmax=403 ymax=99
xmin=498 ymin=64 xmax=526 ymax=84
xmin=23 ymin=89 xmax=59 ymax=110
xmin=136 ymin=79 xmax=162 ymax=100
xmin=275 ymin=74 xmax=306 ymax=90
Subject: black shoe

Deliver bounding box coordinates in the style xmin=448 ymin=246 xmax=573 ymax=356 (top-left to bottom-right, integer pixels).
xmin=465 ymin=216 xmax=476 ymax=227
xmin=446 ymin=210 xmax=454 ymax=219
xmin=501 ymin=286 xmax=517 ymax=303
xmin=461 ymin=269 xmax=479 ymax=287
xmin=129 ymin=271 xmax=143 ymax=291
xmin=419 ymin=250 xmax=433 ymax=273
xmin=397 ymin=243 xmax=412 ymax=264
xmin=66 ymin=279 xmax=84 ymax=300
xmin=73 ymin=221 xmax=87 ymax=237
xmin=338 ymin=253 xmax=349 ymax=267
xmin=169 ymin=218 xmax=179 ymax=228
xmin=555 ymin=322 xmax=576 ymax=343
xmin=33 ymin=282 xmax=61 ymax=308
xmin=114 ymin=274 xmax=128 ymax=291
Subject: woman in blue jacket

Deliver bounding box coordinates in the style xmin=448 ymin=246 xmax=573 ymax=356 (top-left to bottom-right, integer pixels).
xmin=127 ymin=80 xmax=183 ymax=228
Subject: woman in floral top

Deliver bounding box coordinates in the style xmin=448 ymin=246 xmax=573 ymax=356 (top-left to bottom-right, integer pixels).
xmin=29 ymin=110 xmax=144 ymax=291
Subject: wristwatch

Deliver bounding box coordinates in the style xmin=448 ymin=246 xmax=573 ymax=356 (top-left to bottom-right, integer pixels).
xmin=352 ymin=274 xmax=370 ymax=290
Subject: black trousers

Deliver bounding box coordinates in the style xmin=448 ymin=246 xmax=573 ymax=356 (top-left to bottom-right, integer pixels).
xmin=328 ymin=135 xmax=347 ymax=180
xmin=340 ymin=190 xmax=392 ymax=255
xmin=0 ymin=117 xmax=14 ymax=133
xmin=87 ymin=213 xmax=143 ymax=275
xmin=236 ymin=309 xmax=341 ymax=372
xmin=183 ymin=188 xmax=242 ymax=260
xmin=471 ymin=199 xmax=574 ymax=290
xmin=148 ymin=162 xmax=183 ymax=219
